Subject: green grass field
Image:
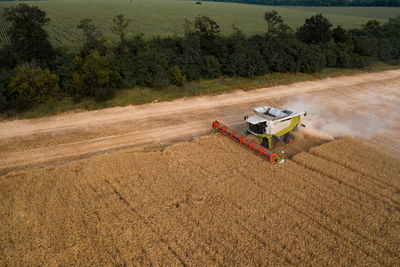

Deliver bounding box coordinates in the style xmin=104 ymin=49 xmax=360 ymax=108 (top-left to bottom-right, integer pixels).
xmin=0 ymin=8 xmax=10 ymax=46
xmin=1 ymin=0 xmax=399 ymax=48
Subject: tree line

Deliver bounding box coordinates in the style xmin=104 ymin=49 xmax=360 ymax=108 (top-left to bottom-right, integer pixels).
xmin=0 ymin=4 xmax=400 ymax=112
xmin=200 ymin=0 xmax=400 ymax=7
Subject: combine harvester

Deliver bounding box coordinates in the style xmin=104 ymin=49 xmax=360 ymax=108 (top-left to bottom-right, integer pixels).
xmin=212 ymin=106 xmax=306 ymax=163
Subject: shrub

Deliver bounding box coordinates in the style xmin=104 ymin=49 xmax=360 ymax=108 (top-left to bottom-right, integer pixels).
xmin=7 ymin=63 xmax=59 ymax=110
xmin=168 ymin=65 xmax=186 ymax=87
xmin=68 ymin=50 xmax=119 ymax=101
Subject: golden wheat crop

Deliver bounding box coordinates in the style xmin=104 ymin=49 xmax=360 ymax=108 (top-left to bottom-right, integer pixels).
xmin=0 ymin=134 xmax=399 ymax=266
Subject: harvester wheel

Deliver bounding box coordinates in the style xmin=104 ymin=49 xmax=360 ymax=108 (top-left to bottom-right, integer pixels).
xmin=262 ymin=137 xmax=276 ymax=149
xmin=284 ymin=133 xmax=295 ymax=144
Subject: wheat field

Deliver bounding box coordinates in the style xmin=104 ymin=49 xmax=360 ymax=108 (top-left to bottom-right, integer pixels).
xmin=1 ymin=134 xmax=399 ymax=265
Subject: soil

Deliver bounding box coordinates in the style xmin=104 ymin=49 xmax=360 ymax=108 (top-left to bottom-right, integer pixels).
xmin=1 ymin=69 xmax=399 ymax=175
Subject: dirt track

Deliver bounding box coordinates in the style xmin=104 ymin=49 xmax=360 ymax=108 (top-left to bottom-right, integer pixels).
xmin=1 ymin=69 xmax=400 ymax=175
xmin=1 ymin=70 xmax=400 ymax=265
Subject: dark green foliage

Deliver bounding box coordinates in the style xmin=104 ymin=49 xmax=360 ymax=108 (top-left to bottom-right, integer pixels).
xmin=7 ymin=63 xmax=59 ymax=110
xmin=320 ymin=42 xmax=337 ymax=67
xmin=335 ymin=43 xmax=353 ymax=68
xmin=68 ymin=50 xmax=119 ymax=101
xmin=333 ymin=26 xmax=350 ymax=43
xmin=176 ymin=35 xmax=203 ymax=81
xmin=297 ymin=14 xmax=332 ymax=44
xmin=52 ymin=50 xmax=79 ymax=92
xmin=362 ymin=20 xmax=382 ymax=38
xmin=1 ymin=5 xmax=400 ymax=114
xmin=168 ymin=65 xmax=186 ymax=87
xmin=299 ymin=44 xmax=326 ymax=73
xmin=0 ymin=69 xmax=12 ymax=112
xmin=382 ymin=16 xmax=400 ymax=64
xmin=185 ymin=15 xmax=221 ymax=56
xmin=3 ymin=4 xmax=54 ymax=63
xmin=134 ymin=48 xmax=170 ymax=89
xmin=0 ymin=47 xmax=16 ymax=70
xmin=110 ymin=14 xmax=131 ymax=44
xmin=354 ymin=35 xmax=376 ymax=57
xmin=201 ymin=55 xmax=221 ymax=78
xmin=264 ymin=10 xmax=290 ymax=39
xmin=77 ymin=19 xmax=107 ymax=56
xmin=220 ymin=27 xmax=252 ymax=76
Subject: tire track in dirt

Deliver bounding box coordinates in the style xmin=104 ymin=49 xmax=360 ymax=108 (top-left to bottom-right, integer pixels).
xmin=1 ymin=69 xmax=400 ymax=175
xmin=2 ymin=70 xmax=399 ymax=139
xmin=0 ymin=121 xmax=210 ymax=175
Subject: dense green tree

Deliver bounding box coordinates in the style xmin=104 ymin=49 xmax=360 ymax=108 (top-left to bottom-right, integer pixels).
xmin=0 ymin=69 xmax=12 ymax=111
xmin=297 ymin=14 xmax=332 ymax=44
xmin=2 ymin=10 xmax=400 ymax=114
xmin=53 ymin=51 xmax=81 ymax=91
xmin=168 ymin=65 xmax=186 ymax=87
xmin=299 ymin=44 xmax=325 ymax=73
xmin=362 ymin=20 xmax=382 ymax=37
xmin=219 ymin=26 xmax=248 ymax=76
xmin=68 ymin=50 xmax=119 ymax=101
xmin=7 ymin=63 xmax=59 ymax=109
xmin=332 ymin=25 xmax=349 ymax=43
xmin=382 ymin=16 xmax=400 ymax=63
xmin=185 ymin=15 xmax=221 ymax=56
xmin=383 ymin=15 xmax=400 ymax=37
xmin=77 ymin=19 xmax=107 ymax=55
xmin=110 ymin=14 xmax=131 ymax=44
xmin=176 ymin=34 xmax=203 ymax=81
xmin=264 ymin=10 xmax=290 ymax=38
xmin=3 ymin=4 xmax=54 ymax=63
xmin=264 ymin=10 xmax=283 ymax=33
xmin=354 ymin=35 xmax=376 ymax=57
xmin=134 ymin=48 xmax=171 ymax=89
xmin=319 ymin=42 xmax=337 ymax=67
xmin=335 ymin=42 xmax=353 ymax=68
xmin=0 ymin=47 xmax=16 ymax=70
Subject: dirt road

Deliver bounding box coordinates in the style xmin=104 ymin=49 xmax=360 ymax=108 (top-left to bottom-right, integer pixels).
xmin=1 ymin=69 xmax=400 ymax=175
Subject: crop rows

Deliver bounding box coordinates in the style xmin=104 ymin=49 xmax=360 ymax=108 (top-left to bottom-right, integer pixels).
xmin=1 ymin=0 xmax=400 ymax=49
xmin=0 ymin=13 xmax=10 ymax=46
xmin=1 ymin=134 xmax=399 ymax=265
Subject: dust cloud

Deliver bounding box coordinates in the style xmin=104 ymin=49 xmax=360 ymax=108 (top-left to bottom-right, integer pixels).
xmin=284 ymin=84 xmax=400 ymax=140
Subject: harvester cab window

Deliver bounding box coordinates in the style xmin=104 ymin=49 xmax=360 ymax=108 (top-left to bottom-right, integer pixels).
xmin=249 ymin=122 xmax=266 ymax=134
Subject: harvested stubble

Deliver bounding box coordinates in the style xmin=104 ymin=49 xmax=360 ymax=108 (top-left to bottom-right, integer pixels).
xmin=1 ymin=134 xmax=399 ymax=266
